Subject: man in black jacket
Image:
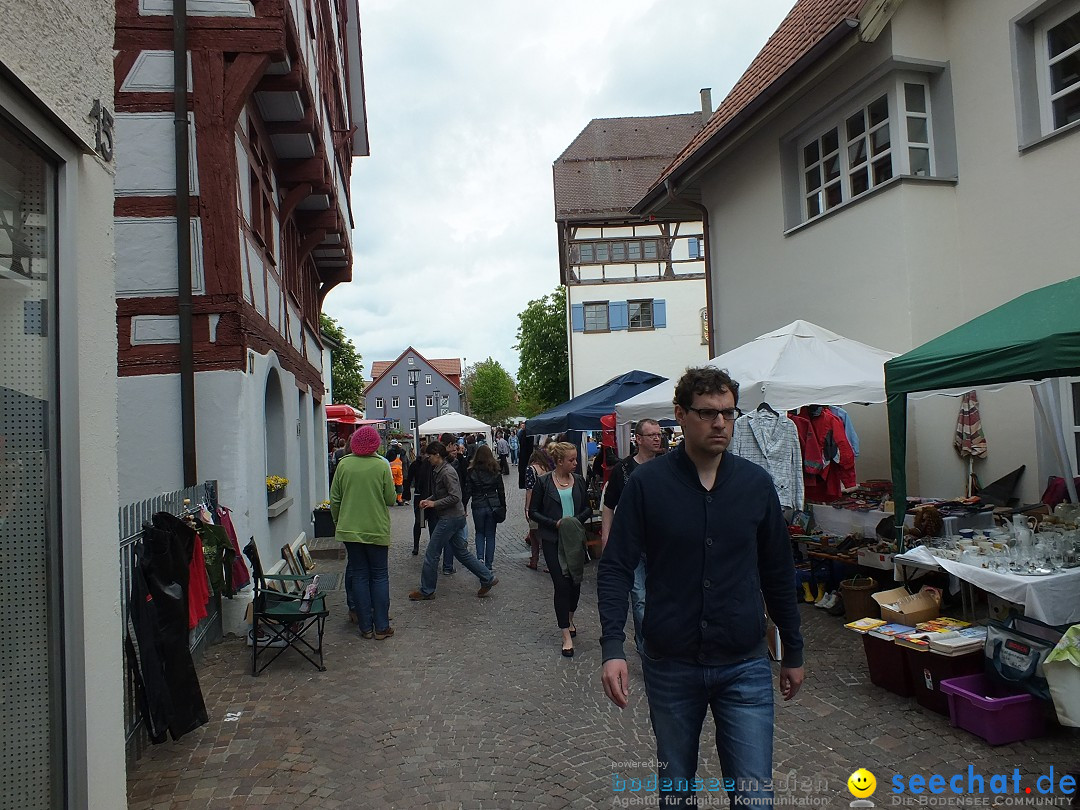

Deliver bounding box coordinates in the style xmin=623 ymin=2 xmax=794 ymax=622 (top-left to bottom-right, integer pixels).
xmin=598 ymin=367 xmax=804 ymax=808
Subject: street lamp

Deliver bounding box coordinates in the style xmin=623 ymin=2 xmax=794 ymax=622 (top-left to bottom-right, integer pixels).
xmin=433 ymin=388 xmax=441 ymax=417
xmin=408 ymin=368 xmax=420 ymax=454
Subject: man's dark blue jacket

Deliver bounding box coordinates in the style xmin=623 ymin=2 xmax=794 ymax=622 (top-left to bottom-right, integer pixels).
xmin=598 ymin=443 xmax=804 ymax=668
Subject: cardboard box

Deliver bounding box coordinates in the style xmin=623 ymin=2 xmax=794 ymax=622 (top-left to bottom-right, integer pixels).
xmin=872 ymin=586 xmax=941 ymax=625
xmin=857 ymin=549 xmax=896 ymax=570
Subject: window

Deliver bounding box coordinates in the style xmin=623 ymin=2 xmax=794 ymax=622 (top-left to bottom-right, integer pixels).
xmin=408 ymin=396 xmax=415 ymax=408
xmin=410 ymin=419 xmax=416 ymax=429
xmin=408 ymin=356 xmax=414 ymax=365
xmin=1038 ymin=4 xmax=1080 ymax=132
xmin=391 ymin=396 xmax=399 ymax=408
xmin=391 ymin=375 xmax=398 ymax=385
xmin=583 ymin=302 xmax=609 ymax=332
xmin=688 ymin=236 xmax=701 ymax=259
xmin=573 ymin=239 xmax=661 ymax=264
xmin=392 ymin=419 xmax=400 ymax=429
xmin=374 ymin=397 xmax=384 ymax=409
xmin=425 ymin=374 xmax=432 ymax=384
xmin=642 ymin=240 xmax=658 ymax=260
xmin=629 ymin=300 xmax=654 ymax=330
xmin=441 ymin=395 xmax=449 ymax=408
xmin=426 ymin=395 xmax=433 ymax=407
xmin=797 ymin=77 xmax=934 ymax=222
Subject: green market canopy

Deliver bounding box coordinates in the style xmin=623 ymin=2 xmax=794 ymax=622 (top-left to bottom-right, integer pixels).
xmin=885 ymin=276 xmax=1080 ymax=534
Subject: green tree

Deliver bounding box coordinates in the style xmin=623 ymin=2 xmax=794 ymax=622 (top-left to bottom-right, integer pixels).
xmin=514 ymin=287 xmax=569 ymax=411
xmin=319 ymin=313 xmax=365 ymax=408
xmin=463 ymin=358 xmax=516 ymax=424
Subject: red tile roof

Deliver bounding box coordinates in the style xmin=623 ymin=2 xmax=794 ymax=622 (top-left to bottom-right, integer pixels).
xmin=645 ymin=0 xmax=867 ymax=199
xmin=369 ymin=349 xmax=462 ymax=390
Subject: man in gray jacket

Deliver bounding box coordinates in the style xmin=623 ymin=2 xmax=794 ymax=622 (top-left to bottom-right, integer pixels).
xmin=409 ymin=441 xmax=498 ymax=600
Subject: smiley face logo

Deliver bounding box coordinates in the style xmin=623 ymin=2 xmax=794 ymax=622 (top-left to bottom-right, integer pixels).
xmin=848 ymin=768 xmax=876 ymax=798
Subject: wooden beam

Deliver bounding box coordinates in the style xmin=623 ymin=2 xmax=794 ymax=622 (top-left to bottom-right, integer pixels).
xmin=297 ymin=229 xmax=327 ymax=266
xmin=224 ymin=53 xmax=272 ymax=124
xmin=279 ymin=183 xmax=313 ymax=221
xmin=279 ymin=157 xmax=326 ymax=185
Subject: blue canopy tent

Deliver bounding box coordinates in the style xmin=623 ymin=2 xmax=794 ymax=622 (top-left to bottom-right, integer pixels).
xmin=525 ymin=370 xmax=668 ymax=434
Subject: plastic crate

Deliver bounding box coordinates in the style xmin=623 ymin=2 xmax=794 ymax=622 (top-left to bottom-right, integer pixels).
xmin=862 ymin=634 xmax=914 ymax=697
xmin=939 ymin=673 xmax=1047 ymax=745
xmin=900 ymin=647 xmax=984 ymax=715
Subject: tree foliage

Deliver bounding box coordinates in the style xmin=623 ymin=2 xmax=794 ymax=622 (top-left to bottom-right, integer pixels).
xmin=514 ymin=287 xmax=569 ymax=411
xmin=463 ymin=358 xmax=517 ymax=425
xmin=319 ymin=313 xmax=365 ymax=408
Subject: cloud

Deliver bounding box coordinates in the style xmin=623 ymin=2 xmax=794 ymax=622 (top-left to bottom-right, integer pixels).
xmin=326 ymin=0 xmax=796 ymax=382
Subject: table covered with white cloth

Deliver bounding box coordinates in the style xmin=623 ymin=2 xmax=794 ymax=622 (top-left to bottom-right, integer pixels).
xmin=894 ymin=546 xmax=1080 ymax=625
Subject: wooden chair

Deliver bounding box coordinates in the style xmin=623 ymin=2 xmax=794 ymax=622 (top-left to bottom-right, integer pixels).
xmin=243 ymin=540 xmax=328 ymax=676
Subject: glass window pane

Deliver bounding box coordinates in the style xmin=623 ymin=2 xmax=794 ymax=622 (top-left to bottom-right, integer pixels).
xmin=848 ymin=139 xmax=867 ymax=167
xmin=804 ymin=165 xmax=821 ymax=192
xmin=868 ymin=95 xmax=889 ymax=126
xmin=871 ymin=124 xmax=891 ymax=156
xmin=806 ymin=194 xmax=821 ymax=219
xmin=643 ymin=241 xmax=658 ymax=260
xmin=1053 ymin=89 xmax=1080 ymax=129
xmin=909 ymin=147 xmax=931 ymax=176
xmin=873 ymin=157 xmax=893 ymax=184
xmin=821 ymin=128 xmax=839 ymax=156
xmin=907 ymin=117 xmax=929 ymax=144
xmin=846 ymin=111 xmax=866 ymax=140
xmin=596 ymin=242 xmax=610 ymax=262
xmin=851 ymin=167 xmax=870 ymax=196
xmin=824 ymin=154 xmax=840 ymax=181
xmin=1051 ymin=51 xmax=1080 ymax=94
xmin=580 ymin=243 xmax=594 ymax=262
xmin=905 ymin=82 xmax=927 ymax=114
xmin=611 ymin=242 xmax=626 ymax=261
xmin=628 ymin=241 xmax=641 ymax=260
xmin=803 ymin=141 xmax=819 ymax=165
xmin=825 ymin=182 xmax=843 ymax=209
xmin=1048 ymin=11 xmax=1080 ymax=58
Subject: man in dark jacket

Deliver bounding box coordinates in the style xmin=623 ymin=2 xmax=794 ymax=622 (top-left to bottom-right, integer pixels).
xmin=597 ymin=367 xmax=804 ymax=808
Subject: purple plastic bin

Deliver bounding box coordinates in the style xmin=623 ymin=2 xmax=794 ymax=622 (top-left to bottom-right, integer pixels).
xmin=939 ymin=673 xmax=1046 ymax=746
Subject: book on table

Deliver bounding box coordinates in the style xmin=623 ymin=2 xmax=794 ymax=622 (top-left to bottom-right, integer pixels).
xmin=844 ymin=618 xmax=887 ymax=634
xmin=928 ymin=627 xmax=987 ymax=656
xmin=868 ymin=623 xmax=916 ymax=641
xmin=915 ymin=616 xmax=971 ymax=633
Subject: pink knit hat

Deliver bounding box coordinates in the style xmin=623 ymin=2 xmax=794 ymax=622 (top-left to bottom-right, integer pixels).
xmin=350 ymin=426 xmax=381 ymax=456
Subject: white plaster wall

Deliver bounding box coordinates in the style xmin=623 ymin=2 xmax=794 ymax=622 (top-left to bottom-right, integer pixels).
xmin=118 ymin=354 xmax=324 ymax=572
xmin=116 ymin=217 xmax=205 ymax=296
xmin=115 ymin=112 xmax=199 ymax=195
xmin=692 ymin=0 xmax=1079 ymax=503
xmin=568 ymin=278 xmax=710 ymax=395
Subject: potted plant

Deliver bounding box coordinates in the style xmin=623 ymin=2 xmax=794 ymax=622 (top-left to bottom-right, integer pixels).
xmin=266 ymin=475 xmax=289 ymax=505
xmin=312 ymin=500 xmax=334 ymax=537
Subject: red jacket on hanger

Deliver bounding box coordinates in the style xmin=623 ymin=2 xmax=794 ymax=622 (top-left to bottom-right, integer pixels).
xmin=793 ymin=406 xmax=856 ymax=503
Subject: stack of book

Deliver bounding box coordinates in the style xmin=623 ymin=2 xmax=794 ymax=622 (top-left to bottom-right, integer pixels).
xmin=844 ymin=618 xmax=886 ymax=634
xmin=867 ymin=622 xmax=916 ymax=641
xmin=927 ymin=626 xmax=987 ymax=656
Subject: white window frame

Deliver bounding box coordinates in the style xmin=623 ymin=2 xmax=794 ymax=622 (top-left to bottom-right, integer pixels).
xmin=408 ymin=396 xmax=415 ymax=408
xmin=391 ymin=396 xmax=399 ymax=408
xmin=391 ymin=375 xmax=398 ymax=385
xmin=798 ymin=75 xmax=934 ymax=223
xmin=441 ymin=395 xmax=449 ymax=408
xmin=408 ymin=356 xmax=414 ymax=365
xmin=426 ymin=394 xmax=434 ymax=407
xmin=374 ymin=397 xmax=384 ymax=409
xmin=410 ymin=419 xmax=416 ymax=429
xmin=1035 ymin=1 xmax=1080 ymax=134
xmin=425 ymin=374 xmax=432 ymax=384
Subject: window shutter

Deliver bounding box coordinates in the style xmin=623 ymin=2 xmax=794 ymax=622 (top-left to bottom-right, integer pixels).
xmin=654 ymin=300 xmax=667 ymax=328
xmin=571 ymin=304 xmax=585 ymax=332
xmin=609 ymin=301 xmax=629 ymax=330
xmin=688 ymin=237 xmax=699 ymax=259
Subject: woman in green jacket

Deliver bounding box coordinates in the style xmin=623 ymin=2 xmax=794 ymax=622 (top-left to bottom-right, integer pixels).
xmin=330 ymin=426 xmax=398 ymax=639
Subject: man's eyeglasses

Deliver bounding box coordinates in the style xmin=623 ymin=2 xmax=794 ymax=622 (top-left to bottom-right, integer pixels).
xmin=637 ymin=432 xmax=663 ymax=440
xmin=686 ymin=406 xmax=742 ymax=423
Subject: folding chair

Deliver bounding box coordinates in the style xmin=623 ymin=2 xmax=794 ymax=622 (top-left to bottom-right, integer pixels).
xmin=243 ymin=540 xmax=329 ymax=676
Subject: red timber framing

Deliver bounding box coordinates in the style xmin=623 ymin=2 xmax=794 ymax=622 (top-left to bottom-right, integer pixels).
xmin=114 ymin=0 xmax=355 ymax=395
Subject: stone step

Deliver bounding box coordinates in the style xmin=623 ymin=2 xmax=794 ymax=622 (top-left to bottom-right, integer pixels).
xmin=308 ymin=536 xmax=345 ymax=560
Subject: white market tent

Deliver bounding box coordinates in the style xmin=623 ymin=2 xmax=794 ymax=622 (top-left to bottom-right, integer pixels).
xmin=417 ymin=411 xmax=491 ymax=436
xmin=616 ymin=320 xmax=899 ymax=422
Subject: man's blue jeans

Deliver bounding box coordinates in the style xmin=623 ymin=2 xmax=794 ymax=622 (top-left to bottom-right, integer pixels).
xmin=343 ymin=542 xmax=389 ymax=634
xmin=631 ymin=555 xmax=646 ymax=654
xmin=420 ymin=515 xmax=494 ymax=595
xmin=640 ymin=654 xmax=774 ymax=807
xmin=472 ymin=504 xmax=497 ymax=569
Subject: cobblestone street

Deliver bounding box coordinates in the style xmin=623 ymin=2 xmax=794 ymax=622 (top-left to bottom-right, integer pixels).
xmin=128 ymin=483 xmax=1078 ymax=809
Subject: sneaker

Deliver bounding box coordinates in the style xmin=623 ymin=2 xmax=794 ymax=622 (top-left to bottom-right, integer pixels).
xmin=826 ymin=595 xmax=846 ymax=617
xmin=814 ymin=591 xmax=833 ymax=609
xmin=374 ymin=627 xmax=395 ymax=640
xmin=442 ymin=568 xmax=455 ymax=575
xmin=408 ymin=590 xmax=435 ymax=601
xmin=477 ymin=577 xmax=499 ymax=597
xmin=359 ymin=630 xmax=374 ymax=640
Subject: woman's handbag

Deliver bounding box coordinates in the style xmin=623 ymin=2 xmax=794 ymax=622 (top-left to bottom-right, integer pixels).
xmin=985 ymin=613 xmax=1069 ymax=700
xmin=488 ymin=491 xmax=507 ymax=523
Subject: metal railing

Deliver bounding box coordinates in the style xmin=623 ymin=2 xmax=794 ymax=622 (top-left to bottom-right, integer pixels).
xmin=120 ymin=480 xmax=222 ymax=763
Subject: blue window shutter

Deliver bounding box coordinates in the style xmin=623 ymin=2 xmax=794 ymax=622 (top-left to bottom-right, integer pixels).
xmin=609 ymin=301 xmax=628 ymax=330
xmin=571 ymin=304 xmax=584 ymax=332
xmin=688 ymin=237 xmax=699 ymax=259
xmin=654 ymin=299 xmax=667 ymax=328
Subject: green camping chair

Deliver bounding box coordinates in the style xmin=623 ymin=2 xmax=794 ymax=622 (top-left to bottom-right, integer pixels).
xmin=243 ymin=540 xmax=328 ymax=676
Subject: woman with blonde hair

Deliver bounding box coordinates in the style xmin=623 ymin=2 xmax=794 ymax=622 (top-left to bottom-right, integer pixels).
xmin=528 ymin=441 xmax=592 ymax=656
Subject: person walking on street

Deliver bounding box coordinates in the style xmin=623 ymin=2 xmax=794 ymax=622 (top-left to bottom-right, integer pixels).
xmin=600 ymin=418 xmax=663 ymax=654
xmin=528 ymin=441 xmax=592 ymax=657
xmin=522 ymin=446 xmax=553 ymax=570
xmin=466 ymin=445 xmax=505 ymax=571
xmin=330 ymin=426 xmax=398 ymax=640
xmin=495 ymin=433 xmax=511 ymax=475
xmin=409 ymin=441 xmax=499 ymax=601
xmin=597 ymin=367 xmax=804 ymax=808
xmin=508 ymin=431 xmax=519 ymax=465
xmin=405 ymin=447 xmax=429 ymax=555
xmin=439 ymin=433 xmax=469 ymax=574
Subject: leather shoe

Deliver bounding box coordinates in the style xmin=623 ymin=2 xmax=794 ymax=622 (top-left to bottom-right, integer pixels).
xmin=408 ymin=590 xmax=435 ymax=601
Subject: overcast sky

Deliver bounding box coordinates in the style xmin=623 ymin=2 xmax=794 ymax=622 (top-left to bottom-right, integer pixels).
xmin=326 ymin=0 xmax=796 ymax=383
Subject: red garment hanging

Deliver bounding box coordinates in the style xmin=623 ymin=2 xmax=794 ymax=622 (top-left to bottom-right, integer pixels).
xmin=187 ymin=534 xmax=210 ymax=629
xmin=794 ymin=406 xmax=856 ymax=503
